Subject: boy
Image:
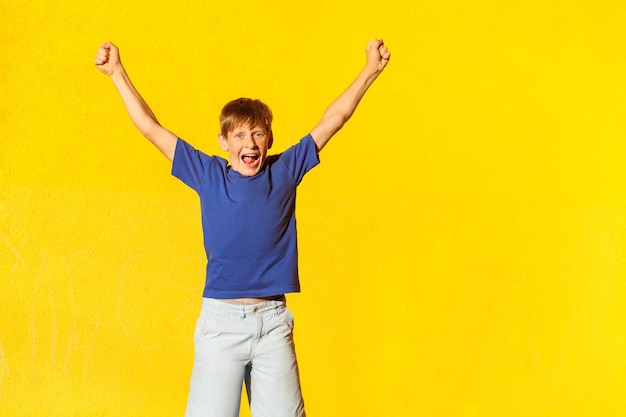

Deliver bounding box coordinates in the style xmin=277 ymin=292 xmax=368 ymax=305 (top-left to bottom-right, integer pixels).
xmin=95 ymin=38 xmax=390 ymax=417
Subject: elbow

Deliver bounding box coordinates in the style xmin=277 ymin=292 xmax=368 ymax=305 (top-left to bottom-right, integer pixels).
xmin=326 ymin=113 xmax=349 ymax=133
xmin=140 ymin=120 xmax=163 ymax=140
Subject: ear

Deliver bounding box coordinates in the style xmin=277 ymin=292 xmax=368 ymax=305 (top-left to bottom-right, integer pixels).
xmin=268 ymin=130 xmax=274 ymax=149
xmin=218 ymin=133 xmax=228 ymax=151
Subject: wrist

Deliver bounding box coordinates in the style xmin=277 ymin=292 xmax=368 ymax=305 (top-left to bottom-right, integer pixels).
xmin=362 ymin=63 xmax=382 ymax=82
xmin=108 ymin=64 xmax=127 ymax=81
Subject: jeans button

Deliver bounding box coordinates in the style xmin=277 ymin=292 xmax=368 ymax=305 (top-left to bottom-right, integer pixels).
xmin=252 ymin=306 xmax=259 ymax=313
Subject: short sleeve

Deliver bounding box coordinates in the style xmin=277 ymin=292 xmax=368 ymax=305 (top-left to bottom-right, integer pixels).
xmin=276 ymin=134 xmax=320 ymax=185
xmin=171 ymin=138 xmax=214 ymax=192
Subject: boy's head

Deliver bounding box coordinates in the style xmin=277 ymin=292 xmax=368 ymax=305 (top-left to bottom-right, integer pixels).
xmin=218 ymin=98 xmax=274 ymax=177
xmin=219 ymin=98 xmax=273 ymax=137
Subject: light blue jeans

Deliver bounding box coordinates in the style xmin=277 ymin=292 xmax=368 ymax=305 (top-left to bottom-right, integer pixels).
xmin=184 ymin=298 xmax=306 ymax=417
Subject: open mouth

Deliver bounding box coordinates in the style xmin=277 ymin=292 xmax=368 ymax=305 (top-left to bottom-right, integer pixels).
xmin=242 ymin=154 xmax=260 ymax=166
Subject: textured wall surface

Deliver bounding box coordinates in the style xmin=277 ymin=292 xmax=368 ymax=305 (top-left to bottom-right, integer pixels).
xmin=2 ymin=0 xmax=626 ymax=416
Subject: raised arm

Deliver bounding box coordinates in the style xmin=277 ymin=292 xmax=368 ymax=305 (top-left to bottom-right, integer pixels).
xmin=94 ymin=42 xmax=178 ymax=162
xmin=310 ymin=39 xmax=390 ymax=152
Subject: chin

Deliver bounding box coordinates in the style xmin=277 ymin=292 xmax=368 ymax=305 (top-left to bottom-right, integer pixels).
xmin=237 ymin=166 xmax=260 ymax=177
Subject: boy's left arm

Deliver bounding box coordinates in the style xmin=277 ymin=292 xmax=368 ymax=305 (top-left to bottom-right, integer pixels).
xmin=310 ymin=39 xmax=390 ymax=152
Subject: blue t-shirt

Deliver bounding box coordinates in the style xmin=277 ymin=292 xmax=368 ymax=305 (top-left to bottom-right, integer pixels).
xmin=171 ymin=134 xmax=320 ymax=299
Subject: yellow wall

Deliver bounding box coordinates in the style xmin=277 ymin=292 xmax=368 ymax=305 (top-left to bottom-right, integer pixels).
xmin=2 ymin=0 xmax=626 ymax=415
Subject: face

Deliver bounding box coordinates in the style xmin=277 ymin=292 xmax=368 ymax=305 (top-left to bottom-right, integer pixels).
xmin=218 ymin=124 xmax=273 ymax=177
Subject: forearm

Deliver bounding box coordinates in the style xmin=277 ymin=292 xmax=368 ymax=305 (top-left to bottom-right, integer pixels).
xmin=95 ymin=42 xmax=177 ymax=160
xmin=311 ymin=63 xmax=384 ymax=151
xmin=108 ymin=66 xmax=177 ymax=160
xmin=322 ymin=65 xmax=382 ymax=130
xmin=109 ymin=66 xmax=162 ymax=138
xmin=310 ymin=39 xmax=390 ymax=151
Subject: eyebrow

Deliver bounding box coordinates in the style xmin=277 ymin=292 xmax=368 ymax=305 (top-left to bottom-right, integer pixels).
xmin=233 ymin=126 xmax=265 ymax=133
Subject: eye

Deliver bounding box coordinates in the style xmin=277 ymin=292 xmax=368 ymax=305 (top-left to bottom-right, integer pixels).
xmin=254 ymin=132 xmax=265 ymax=138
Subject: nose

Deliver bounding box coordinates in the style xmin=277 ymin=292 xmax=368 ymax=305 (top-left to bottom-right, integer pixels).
xmin=243 ymin=134 xmax=258 ymax=148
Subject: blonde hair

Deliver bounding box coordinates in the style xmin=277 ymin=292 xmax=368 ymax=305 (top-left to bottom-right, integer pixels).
xmin=220 ymin=98 xmax=273 ymax=135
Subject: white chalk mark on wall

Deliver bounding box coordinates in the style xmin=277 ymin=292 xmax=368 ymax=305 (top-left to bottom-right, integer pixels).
xmin=3 ymin=236 xmax=31 ymax=286
xmin=83 ymin=309 xmax=110 ymax=386
xmin=62 ymin=275 xmax=78 ymax=378
xmin=0 ymin=336 xmax=13 ymax=401
xmin=2 ymin=237 xmax=196 ymax=397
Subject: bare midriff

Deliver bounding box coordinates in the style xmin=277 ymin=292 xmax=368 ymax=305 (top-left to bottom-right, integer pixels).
xmin=220 ymin=295 xmax=285 ymax=305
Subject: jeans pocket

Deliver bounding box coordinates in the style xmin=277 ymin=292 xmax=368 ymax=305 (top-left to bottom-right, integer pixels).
xmin=282 ymin=307 xmax=295 ymax=331
xmin=194 ymin=310 xmax=216 ymax=342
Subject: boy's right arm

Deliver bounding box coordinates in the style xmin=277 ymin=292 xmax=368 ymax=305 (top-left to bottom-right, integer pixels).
xmin=95 ymin=42 xmax=177 ymax=162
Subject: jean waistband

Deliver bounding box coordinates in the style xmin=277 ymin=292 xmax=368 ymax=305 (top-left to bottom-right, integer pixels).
xmin=201 ymin=297 xmax=286 ymax=319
